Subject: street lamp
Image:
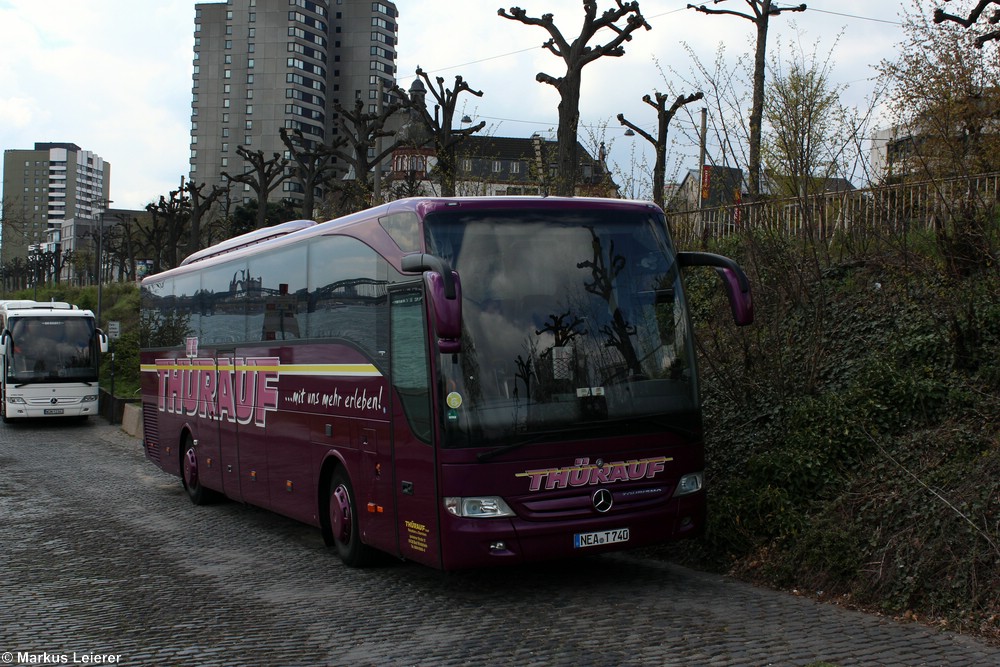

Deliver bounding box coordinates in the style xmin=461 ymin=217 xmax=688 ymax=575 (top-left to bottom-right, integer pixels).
xmin=91 ymin=198 xmax=112 ymax=326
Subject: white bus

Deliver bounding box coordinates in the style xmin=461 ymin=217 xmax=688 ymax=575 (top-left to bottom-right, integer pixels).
xmin=0 ymin=301 xmax=109 ymax=422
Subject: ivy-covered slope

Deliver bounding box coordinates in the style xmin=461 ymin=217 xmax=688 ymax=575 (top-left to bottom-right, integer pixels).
xmin=657 ymin=228 xmax=999 ymax=641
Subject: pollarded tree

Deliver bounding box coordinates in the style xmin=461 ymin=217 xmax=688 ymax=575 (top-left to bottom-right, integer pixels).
xmin=935 ymin=0 xmax=1000 ymax=46
xmin=325 ymin=95 xmax=408 ymax=213
xmin=143 ymin=183 xmax=192 ymax=272
xmin=183 ymin=177 xmax=228 ymax=257
xmin=687 ymin=0 xmax=807 ymax=198
xmin=618 ymin=91 xmax=704 ymax=209
xmin=499 ymin=2 xmax=651 ymax=197
xmin=280 ymin=127 xmax=338 ymax=219
xmin=222 ymin=147 xmax=290 ymax=230
xmin=409 ymin=68 xmax=487 ymax=197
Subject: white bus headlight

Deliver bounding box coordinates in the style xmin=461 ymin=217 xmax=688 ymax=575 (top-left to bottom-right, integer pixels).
xmin=7 ymin=397 xmax=26 ymax=404
xmin=444 ymin=496 xmax=515 ymax=518
xmin=82 ymin=395 xmax=98 ymax=402
xmin=674 ymin=472 xmax=704 ymax=497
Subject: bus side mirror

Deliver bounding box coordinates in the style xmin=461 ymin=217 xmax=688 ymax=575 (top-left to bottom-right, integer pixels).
xmin=0 ymin=330 xmax=8 ymax=355
xmin=424 ymin=271 xmax=462 ymax=354
xmin=402 ymin=253 xmax=463 ymax=353
xmin=97 ymin=330 xmax=110 ymax=354
xmin=677 ymin=251 xmax=754 ymax=326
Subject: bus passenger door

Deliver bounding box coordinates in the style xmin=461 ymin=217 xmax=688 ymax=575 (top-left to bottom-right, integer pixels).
xmin=389 ymin=289 xmax=441 ymax=568
xmin=215 ymin=351 xmax=248 ymax=504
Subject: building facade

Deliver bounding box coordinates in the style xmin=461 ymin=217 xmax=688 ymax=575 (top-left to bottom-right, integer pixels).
xmin=191 ymin=0 xmax=400 ymax=210
xmin=1 ymin=143 xmax=111 ymax=267
xmin=388 ymin=135 xmax=619 ymax=198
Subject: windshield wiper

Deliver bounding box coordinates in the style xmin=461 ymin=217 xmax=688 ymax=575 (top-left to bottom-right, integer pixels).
xmin=477 ymin=435 xmax=548 ymax=463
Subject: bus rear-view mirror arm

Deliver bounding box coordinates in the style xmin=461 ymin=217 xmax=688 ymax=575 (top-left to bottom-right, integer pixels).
xmin=402 ymin=253 xmax=463 ymax=353
xmin=676 ymin=251 xmax=754 ymax=326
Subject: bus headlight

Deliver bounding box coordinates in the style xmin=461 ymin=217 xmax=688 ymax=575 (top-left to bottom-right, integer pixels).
xmin=444 ymin=496 xmax=515 ymax=518
xmin=82 ymin=395 xmax=98 ymax=402
xmin=674 ymin=472 xmax=704 ymax=497
xmin=7 ymin=397 xmax=26 ymax=404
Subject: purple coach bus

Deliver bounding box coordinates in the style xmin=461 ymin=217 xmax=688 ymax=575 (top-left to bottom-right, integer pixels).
xmin=140 ymin=196 xmax=752 ymax=570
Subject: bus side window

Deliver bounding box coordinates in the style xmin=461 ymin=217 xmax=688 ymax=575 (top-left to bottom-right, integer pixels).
xmin=390 ymin=290 xmax=431 ymax=443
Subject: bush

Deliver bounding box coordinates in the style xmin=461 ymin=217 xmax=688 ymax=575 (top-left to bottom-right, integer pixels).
xmin=668 ymin=216 xmax=1000 ymax=640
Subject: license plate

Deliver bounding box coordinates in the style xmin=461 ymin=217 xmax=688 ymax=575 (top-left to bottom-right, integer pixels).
xmin=573 ymin=527 xmax=629 ymax=548
xmin=44 ymin=408 xmax=64 ymax=415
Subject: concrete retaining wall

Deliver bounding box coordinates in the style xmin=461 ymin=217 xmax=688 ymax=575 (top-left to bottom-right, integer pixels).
xmin=121 ymin=402 xmax=143 ymax=439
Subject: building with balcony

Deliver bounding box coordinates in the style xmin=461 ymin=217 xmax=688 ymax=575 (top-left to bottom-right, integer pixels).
xmin=1 ymin=143 xmax=111 ymax=267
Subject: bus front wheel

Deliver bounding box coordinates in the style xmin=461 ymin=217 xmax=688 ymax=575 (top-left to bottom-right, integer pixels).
xmin=327 ymin=468 xmax=372 ymax=567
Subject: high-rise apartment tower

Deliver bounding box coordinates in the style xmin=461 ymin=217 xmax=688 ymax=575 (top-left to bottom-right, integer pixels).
xmin=190 ymin=0 xmax=400 ymax=211
xmin=1 ymin=143 xmax=111 ymax=265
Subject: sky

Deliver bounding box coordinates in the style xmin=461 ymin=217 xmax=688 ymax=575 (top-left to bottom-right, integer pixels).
xmin=0 ymin=0 xmax=912 ymax=210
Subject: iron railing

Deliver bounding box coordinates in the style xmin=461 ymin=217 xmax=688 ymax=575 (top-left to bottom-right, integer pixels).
xmin=666 ymin=172 xmax=1000 ymax=246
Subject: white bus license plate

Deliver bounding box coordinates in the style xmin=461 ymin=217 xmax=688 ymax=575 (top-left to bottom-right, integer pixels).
xmin=44 ymin=409 xmax=64 ymax=415
xmin=573 ymin=528 xmax=629 ymax=548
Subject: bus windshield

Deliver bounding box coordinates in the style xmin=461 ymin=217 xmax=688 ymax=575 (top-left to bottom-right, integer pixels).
xmin=425 ymin=207 xmax=699 ymax=449
xmin=6 ymin=317 xmax=99 ymax=383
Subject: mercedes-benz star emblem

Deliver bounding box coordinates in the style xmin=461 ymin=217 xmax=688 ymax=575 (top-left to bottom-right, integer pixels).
xmin=592 ymin=488 xmax=613 ymax=513
xmin=50 ymin=398 xmax=58 ymax=405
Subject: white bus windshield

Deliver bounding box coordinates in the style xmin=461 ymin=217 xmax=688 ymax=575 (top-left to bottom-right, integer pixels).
xmin=7 ymin=317 xmax=99 ymax=383
xmin=425 ymin=207 xmax=699 ymax=449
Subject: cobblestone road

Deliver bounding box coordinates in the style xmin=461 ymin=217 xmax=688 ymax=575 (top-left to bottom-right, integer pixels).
xmin=1 ymin=419 xmax=998 ymax=666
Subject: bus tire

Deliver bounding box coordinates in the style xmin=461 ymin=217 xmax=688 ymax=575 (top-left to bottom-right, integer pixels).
xmin=327 ymin=468 xmax=372 ymax=567
xmin=181 ymin=435 xmax=217 ymax=506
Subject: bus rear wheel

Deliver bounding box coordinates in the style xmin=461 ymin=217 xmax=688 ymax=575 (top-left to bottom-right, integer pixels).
xmin=327 ymin=468 xmax=372 ymax=567
xmin=181 ymin=436 xmax=216 ymax=505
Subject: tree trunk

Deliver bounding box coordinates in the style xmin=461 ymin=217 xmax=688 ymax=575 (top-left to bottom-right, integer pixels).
xmin=555 ymin=70 xmax=583 ymax=197
xmin=749 ymin=14 xmax=770 ymax=198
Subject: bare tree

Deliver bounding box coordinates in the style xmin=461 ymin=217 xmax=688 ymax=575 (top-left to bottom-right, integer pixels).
xmin=618 ymin=91 xmax=704 ymax=209
xmin=143 ymin=184 xmax=192 ymax=272
xmin=499 ymin=2 xmax=651 ymax=196
xmin=688 ymin=0 xmax=807 ymax=198
xmin=183 ymin=178 xmax=228 ymax=257
xmin=408 ymin=68 xmax=487 ymax=197
xmin=280 ymin=127 xmax=338 ymax=219
xmin=935 ymin=0 xmax=1000 ymax=46
xmin=222 ymin=147 xmax=290 ymax=230
xmin=325 ymin=96 xmax=407 ymax=213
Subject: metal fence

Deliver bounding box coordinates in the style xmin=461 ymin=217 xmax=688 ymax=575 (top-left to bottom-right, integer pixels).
xmin=666 ymin=172 xmax=1000 ymax=247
